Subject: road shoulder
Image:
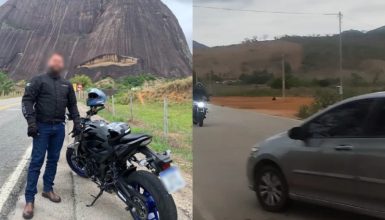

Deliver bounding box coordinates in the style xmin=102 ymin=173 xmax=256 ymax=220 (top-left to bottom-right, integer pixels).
xmin=5 ymin=104 xmax=191 ymax=220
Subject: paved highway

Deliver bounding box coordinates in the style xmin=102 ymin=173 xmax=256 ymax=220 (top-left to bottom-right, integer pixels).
xmin=0 ymin=98 xmax=30 ymax=188
xmin=193 ymin=104 xmax=378 ymax=220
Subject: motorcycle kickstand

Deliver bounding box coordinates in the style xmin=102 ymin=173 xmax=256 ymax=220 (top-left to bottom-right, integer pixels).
xmin=86 ymin=189 xmax=104 ymax=207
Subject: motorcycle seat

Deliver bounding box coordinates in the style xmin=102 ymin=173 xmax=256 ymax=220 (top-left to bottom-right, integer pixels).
xmin=120 ymin=133 xmax=152 ymax=144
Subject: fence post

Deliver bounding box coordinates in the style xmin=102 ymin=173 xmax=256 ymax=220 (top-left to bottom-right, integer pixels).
xmin=129 ymin=95 xmax=133 ymax=121
xmin=112 ymin=95 xmax=116 ymax=117
xmin=163 ymin=97 xmax=169 ymax=139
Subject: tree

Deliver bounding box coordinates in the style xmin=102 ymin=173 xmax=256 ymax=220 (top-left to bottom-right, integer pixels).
xmin=70 ymin=74 xmax=93 ymax=88
xmin=242 ymin=36 xmax=258 ymax=44
xmin=239 ymin=70 xmax=274 ymax=84
xmin=0 ymin=72 xmax=14 ymax=94
xmin=270 ymin=74 xmax=301 ymax=89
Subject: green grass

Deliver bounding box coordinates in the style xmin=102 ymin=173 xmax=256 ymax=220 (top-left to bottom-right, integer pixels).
xmin=99 ymin=101 xmax=192 ymax=170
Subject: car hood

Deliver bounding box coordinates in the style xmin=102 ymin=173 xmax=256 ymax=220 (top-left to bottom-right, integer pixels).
xmin=257 ymin=131 xmax=290 ymax=153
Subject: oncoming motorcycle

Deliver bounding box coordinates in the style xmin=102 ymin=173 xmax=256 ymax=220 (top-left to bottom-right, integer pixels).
xmin=66 ymin=88 xmax=185 ymax=220
xmin=193 ymin=100 xmax=207 ymax=127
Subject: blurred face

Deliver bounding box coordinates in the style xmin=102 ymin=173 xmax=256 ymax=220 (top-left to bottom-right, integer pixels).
xmin=47 ymin=54 xmax=65 ymax=74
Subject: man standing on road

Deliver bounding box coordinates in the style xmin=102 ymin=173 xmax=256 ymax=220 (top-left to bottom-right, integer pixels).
xmin=21 ymin=53 xmax=81 ymax=219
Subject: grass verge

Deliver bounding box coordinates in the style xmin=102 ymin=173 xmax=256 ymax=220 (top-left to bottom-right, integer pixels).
xmin=99 ymin=101 xmax=192 ymax=171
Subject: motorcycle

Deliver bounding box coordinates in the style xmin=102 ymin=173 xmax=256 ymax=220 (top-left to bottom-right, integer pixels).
xmin=193 ymin=100 xmax=207 ymax=127
xmin=66 ymin=105 xmax=185 ymax=220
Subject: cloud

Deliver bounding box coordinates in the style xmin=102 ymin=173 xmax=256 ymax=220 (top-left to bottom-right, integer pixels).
xmin=194 ymin=0 xmax=253 ymax=3
xmin=194 ymin=0 xmax=385 ymax=46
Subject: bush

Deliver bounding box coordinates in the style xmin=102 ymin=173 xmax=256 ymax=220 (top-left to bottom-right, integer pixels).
xmin=95 ymin=77 xmax=116 ymax=89
xmin=296 ymin=89 xmax=340 ymax=119
xmin=349 ymin=72 xmax=367 ymax=86
xmin=313 ymin=89 xmax=340 ymax=108
xmin=296 ymin=105 xmax=311 ymax=119
xmin=0 ymin=72 xmax=14 ymax=94
xmin=270 ymin=74 xmax=301 ymax=89
xmin=239 ymin=70 xmax=274 ymax=84
xmin=70 ymin=74 xmax=93 ymax=88
xmin=311 ymin=78 xmax=339 ymax=87
xmin=119 ymin=74 xmax=156 ymax=88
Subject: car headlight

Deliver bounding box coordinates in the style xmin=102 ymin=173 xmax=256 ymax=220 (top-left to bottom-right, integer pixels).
xmin=197 ymin=102 xmax=206 ymax=108
xmin=251 ymin=144 xmax=260 ymax=152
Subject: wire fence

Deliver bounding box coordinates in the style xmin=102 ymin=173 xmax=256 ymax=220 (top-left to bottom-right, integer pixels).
xmin=91 ymin=93 xmax=172 ymax=141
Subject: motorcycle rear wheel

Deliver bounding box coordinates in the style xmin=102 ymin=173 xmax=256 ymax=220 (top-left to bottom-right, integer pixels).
xmin=125 ymin=171 xmax=177 ymax=220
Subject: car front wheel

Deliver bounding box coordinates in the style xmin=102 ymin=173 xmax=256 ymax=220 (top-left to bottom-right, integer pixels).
xmin=255 ymin=165 xmax=289 ymax=212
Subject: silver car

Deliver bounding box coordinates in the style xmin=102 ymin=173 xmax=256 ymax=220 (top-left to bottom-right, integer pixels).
xmin=247 ymin=92 xmax=385 ymax=219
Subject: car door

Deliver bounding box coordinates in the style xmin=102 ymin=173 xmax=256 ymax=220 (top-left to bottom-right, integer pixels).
xmin=353 ymin=98 xmax=385 ymax=214
xmin=287 ymin=98 xmax=375 ymax=206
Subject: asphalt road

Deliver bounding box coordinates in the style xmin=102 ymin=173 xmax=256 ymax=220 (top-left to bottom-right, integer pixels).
xmin=193 ymin=104 xmax=379 ymax=220
xmin=0 ymin=97 xmax=30 ymax=188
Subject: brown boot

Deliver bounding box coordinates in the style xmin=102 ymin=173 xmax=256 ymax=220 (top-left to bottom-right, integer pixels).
xmin=42 ymin=191 xmax=61 ymax=203
xmin=22 ymin=202 xmax=34 ymax=219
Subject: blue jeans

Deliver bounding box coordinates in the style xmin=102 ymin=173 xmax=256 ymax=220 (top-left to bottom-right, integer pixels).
xmin=25 ymin=122 xmax=65 ymax=203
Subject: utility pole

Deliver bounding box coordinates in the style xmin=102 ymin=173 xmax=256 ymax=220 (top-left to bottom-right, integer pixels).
xmin=338 ymin=11 xmax=343 ymax=98
xmin=209 ymin=70 xmax=213 ymax=94
xmin=282 ymin=54 xmax=286 ymax=98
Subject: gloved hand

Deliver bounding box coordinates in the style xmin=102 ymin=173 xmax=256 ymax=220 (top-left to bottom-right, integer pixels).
xmin=72 ymin=123 xmax=82 ymax=137
xmin=27 ymin=120 xmax=38 ymax=138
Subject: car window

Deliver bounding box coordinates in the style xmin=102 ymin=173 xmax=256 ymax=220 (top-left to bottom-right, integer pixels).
xmin=306 ymin=99 xmax=374 ymax=138
xmin=366 ymin=99 xmax=385 ymax=137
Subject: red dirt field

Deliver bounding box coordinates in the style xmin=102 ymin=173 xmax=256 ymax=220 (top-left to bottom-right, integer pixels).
xmin=211 ymin=96 xmax=314 ymax=119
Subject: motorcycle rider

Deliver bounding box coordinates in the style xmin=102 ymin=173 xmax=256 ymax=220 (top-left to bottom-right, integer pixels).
xmin=193 ymin=82 xmax=209 ymax=101
xmin=21 ymin=53 xmax=81 ymax=219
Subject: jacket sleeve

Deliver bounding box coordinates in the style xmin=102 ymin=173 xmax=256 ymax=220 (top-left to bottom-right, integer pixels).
xmin=21 ymin=77 xmax=40 ymax=123
xmin=67 ymin=83 xmax=80 ymax=125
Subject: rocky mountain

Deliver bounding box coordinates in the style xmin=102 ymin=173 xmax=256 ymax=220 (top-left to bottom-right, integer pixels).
xmin=194 ymin=27 xmax=385 ymax=80
xmin=193 ymin=41 xmax=209 ymax=50
xmin=0 ymin=0 xmax=191 ymax=80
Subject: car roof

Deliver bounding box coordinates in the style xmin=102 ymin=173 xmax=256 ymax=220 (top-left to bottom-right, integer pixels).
xmin=346 ymin=91 xmax=385 ymax=101
xmin=335 ymin=91 xmax=385 ymax=107
xmin=302 ymin=91 xmax=385 ymax=124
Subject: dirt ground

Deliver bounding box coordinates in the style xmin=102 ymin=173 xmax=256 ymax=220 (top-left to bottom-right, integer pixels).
xmin=211 ymin=96 xmax=314 ymax=119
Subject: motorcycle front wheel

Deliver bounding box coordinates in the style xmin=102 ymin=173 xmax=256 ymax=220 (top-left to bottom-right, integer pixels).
xmin=66 ymin=148 xmax=88 ymax=178
xmin=124 ymin=171 xmax=177 ymax=220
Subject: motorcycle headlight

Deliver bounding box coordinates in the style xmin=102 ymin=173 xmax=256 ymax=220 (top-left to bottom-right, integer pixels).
xmin=197 ymin=102 xmax=205 ymax=108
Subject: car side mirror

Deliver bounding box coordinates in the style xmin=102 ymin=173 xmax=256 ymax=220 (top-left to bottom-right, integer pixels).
xmin=288 ymin=127 xmax=307 ymax=140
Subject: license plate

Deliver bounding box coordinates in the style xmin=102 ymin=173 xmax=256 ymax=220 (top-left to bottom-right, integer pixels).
xmin=159 ymin=167 xmax=186 ymax=193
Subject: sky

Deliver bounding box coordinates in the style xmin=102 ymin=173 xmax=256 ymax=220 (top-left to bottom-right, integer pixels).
xmin=0 ymin=0 xmax=192 ymax=50
xmin=194 ymin=0 xmax=385 ymax=46
xmin=162 ymin=0 xmax=192 ymax=50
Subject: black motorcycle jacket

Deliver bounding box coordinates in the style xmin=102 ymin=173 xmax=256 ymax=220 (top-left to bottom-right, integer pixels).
xmin=22 ymin=72 xmax=80 ymax=125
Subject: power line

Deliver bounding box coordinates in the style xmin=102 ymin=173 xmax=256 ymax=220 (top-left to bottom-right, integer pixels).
xmin=193 ymin=5 xmax=338 ymax=16
xmin=194 ymin=5 xmax=345 ymax=96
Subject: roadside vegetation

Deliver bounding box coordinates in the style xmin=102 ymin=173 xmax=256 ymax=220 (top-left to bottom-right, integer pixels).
xmin=99 ymin=102 xmax=192 ymax=170
xmin=0 ymin=72 xmax=14 ymax=95
xmin=72 ymin=74 xmax=192 ymax=171
xmin=199 ymin=67 xmax=385 ymax=120
xmin=0 ymin=71 xmax=25 ymax=98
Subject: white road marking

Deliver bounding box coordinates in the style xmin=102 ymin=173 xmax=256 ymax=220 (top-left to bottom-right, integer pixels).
xmin=0 ymin=144 xmax=32 ymax=211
